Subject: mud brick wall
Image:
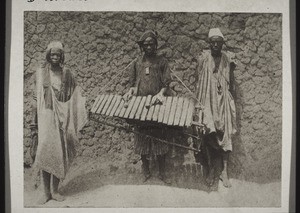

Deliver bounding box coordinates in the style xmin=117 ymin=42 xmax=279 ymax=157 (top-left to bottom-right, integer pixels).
xmin=24 ymin=12 xmax=282 ymax=183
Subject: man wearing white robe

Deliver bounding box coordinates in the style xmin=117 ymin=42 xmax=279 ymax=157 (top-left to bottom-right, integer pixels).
xmin=195 ymin=28 xmax=237 ymax=187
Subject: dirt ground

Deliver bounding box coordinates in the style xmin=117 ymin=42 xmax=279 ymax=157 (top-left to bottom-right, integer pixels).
xmin=24 ymin=156 xmax=281 ymax=208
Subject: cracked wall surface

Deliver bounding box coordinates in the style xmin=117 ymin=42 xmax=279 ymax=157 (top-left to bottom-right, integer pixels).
xmin=24 ymin=12 xmax=282 ymax=183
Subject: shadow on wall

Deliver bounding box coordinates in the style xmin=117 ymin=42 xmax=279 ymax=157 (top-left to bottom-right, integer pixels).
xmin=228 ymin=79 xmax=246 ymax=181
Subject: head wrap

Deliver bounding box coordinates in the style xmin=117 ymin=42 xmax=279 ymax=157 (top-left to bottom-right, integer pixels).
xmin=46 ymin=41 xmax=65 ymax=65
xmin=46 ymin=41 xmax=64 ymax=52
xmin=137 ymin=30 xmax=158 ymax=46
xmin=208 ymin=28 xmax=224 ymax=39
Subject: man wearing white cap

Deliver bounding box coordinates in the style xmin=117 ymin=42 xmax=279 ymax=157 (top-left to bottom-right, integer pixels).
xmin=194 ymin=28 xmax=237 ymax=187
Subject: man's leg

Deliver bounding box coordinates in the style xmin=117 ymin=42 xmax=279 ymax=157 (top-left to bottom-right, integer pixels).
xmin=205 ymin=145 xmax=215 ymax=186
xmin=51 ymin=175 xmax=65 ymax=201
xmin=36 ymin=170 xmax=51 ymax=205
xmin=141 ymin=154 xmax=151 ymax=182
xmin=220 ymin=151 xmax=232 ymax=188
xmin=157 ymin=154 xmax=171 ymax=184
xmin=202 ymin=134 xmax=218 ymax=186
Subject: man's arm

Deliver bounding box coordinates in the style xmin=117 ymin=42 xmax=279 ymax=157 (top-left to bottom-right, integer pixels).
xmin=194 ymin=54 xmax=205 ymax=106
xmin=30 ymin=71 xmax=38 ymax=132
xmin=229 ymin=62 xmax=236 ymax=98
xmin=152 ymin=58 xmax=172 ymax=104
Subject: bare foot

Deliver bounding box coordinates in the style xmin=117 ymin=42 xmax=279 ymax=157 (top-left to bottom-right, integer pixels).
xmin=220 ymin=171 xmax=232 ymax=188
xmin=158 ymin=174 xmax=171 ymax=185
xmin=36 ymin=194 xmax=51 ymax=205
xmin=205 ymin=176 xmax=215 ymax=186
xmin=51 ymin=193 xmax=65 ymax=202
xmin=143 ymin=173 xmax=151 ymax=182
xmin=205 ymin=168 xmax=215 ymax=186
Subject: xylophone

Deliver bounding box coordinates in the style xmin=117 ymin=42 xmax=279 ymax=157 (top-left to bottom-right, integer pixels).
xmin=90 ymin=94 xmax=195 ymax=127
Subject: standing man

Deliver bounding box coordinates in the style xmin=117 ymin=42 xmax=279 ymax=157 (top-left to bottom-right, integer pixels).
xmin=123 ymin=30 xmax=172 ymax=184
xmin=31 ymin=41 xmax=88 ymax=204
xmin=195 ymin=28 xmax=237 ymax=187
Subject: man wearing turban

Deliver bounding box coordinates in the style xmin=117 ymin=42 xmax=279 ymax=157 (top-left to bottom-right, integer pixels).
xmin=123 ymin=30 xmax=172 ymax=184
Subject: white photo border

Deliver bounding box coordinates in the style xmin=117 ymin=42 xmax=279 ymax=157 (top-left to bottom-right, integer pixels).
xmin=8 ymin=0 xmax=292 ymax=212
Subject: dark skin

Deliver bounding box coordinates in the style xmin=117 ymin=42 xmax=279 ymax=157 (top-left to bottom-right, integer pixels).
xmin=124 ymin=36 xmax=171 ymax=184
xmin=124 ymin=36 xmax=166 ymax=104
xmin=36 ymin=48 xmax=66 ymax=204
xmin=49 ymin=48 xmax=63 ymax=72
xmin=48 ymin=48 xmax=64 ymax=92
xmin=141 ymin=37 xmax=167 ymax=104
xmin=209 ymin=36 xmax=224 ymax=73
xmin=209 ymin=36 xmax=224 ymax=56
xmin=207 ymin=35 xmax=232 ymax=188
xmin=141 ymin=37 xmax=157 ymax=57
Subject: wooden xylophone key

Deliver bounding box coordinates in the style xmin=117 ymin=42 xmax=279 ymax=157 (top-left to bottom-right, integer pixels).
xmin=162 ymin=96 xmax=173 ymax=124
xmin=118 ymin=98 xmax=129 ymax=118
xmin=135 ymin=96 xmax=147 ymax=120
xmin=109 ymin=95 xmax=122 ymax=117
xmin=173 ymin=97 xmax=184 ymax=126
xmin=129 ymin=96 xmax=142 ymax=119
xmin=95 ymin=94 xmax=109 ymax=114
xmin=90 ymin=94 xmax=195 ymax=127
xmin=140 ymin=95 xmax=152 ymax=121
xmin=100 ymin=95 xmax=114 ymax=115
xmin=167 ymin=97 xmax=178 ymax=125
xmin=123 ymin=96 xmax=137 ymax=118
xmin=105 ymin=95 xmax=118 ymax=116
xmin=152 ymin=96 xmax=165 ymax=122
xmin=179 ymin=98 xmax=190 ymax=126
xmin=146 ymin=97 xmax=156 ymax=121
xmin=157 ymin=96 xmax=167 ymax=123
xmin=114 ymin=98 xmax=125 ymax=117
xmin=90 ymin=95 xmax=101 ymax=113
xmin=185 ymin=98 xmax=195 ymax=127
xmin=92 ymin=94 xmax=105 ymax=114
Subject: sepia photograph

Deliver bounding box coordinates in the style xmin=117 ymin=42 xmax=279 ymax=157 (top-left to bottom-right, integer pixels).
xmin=23 ymin=10 xmax=283 ymax=208
xmin=7 ymin=0 xmax=292 ymax=212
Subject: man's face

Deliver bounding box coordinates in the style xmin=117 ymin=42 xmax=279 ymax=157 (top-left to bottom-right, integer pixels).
xmin=141 ymin=37 xmax=157 ymax=56
xmin=50 ymin=48 xmax=62 ymax=65
xmin=209 ymin=36 xmax=224 ymax=54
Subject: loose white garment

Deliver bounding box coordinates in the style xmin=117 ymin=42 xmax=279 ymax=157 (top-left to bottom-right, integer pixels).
xmin=35 ymin=67 xmax=88 ymax=179
xmin=196 ymin=50 xmax=237 ymax=151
